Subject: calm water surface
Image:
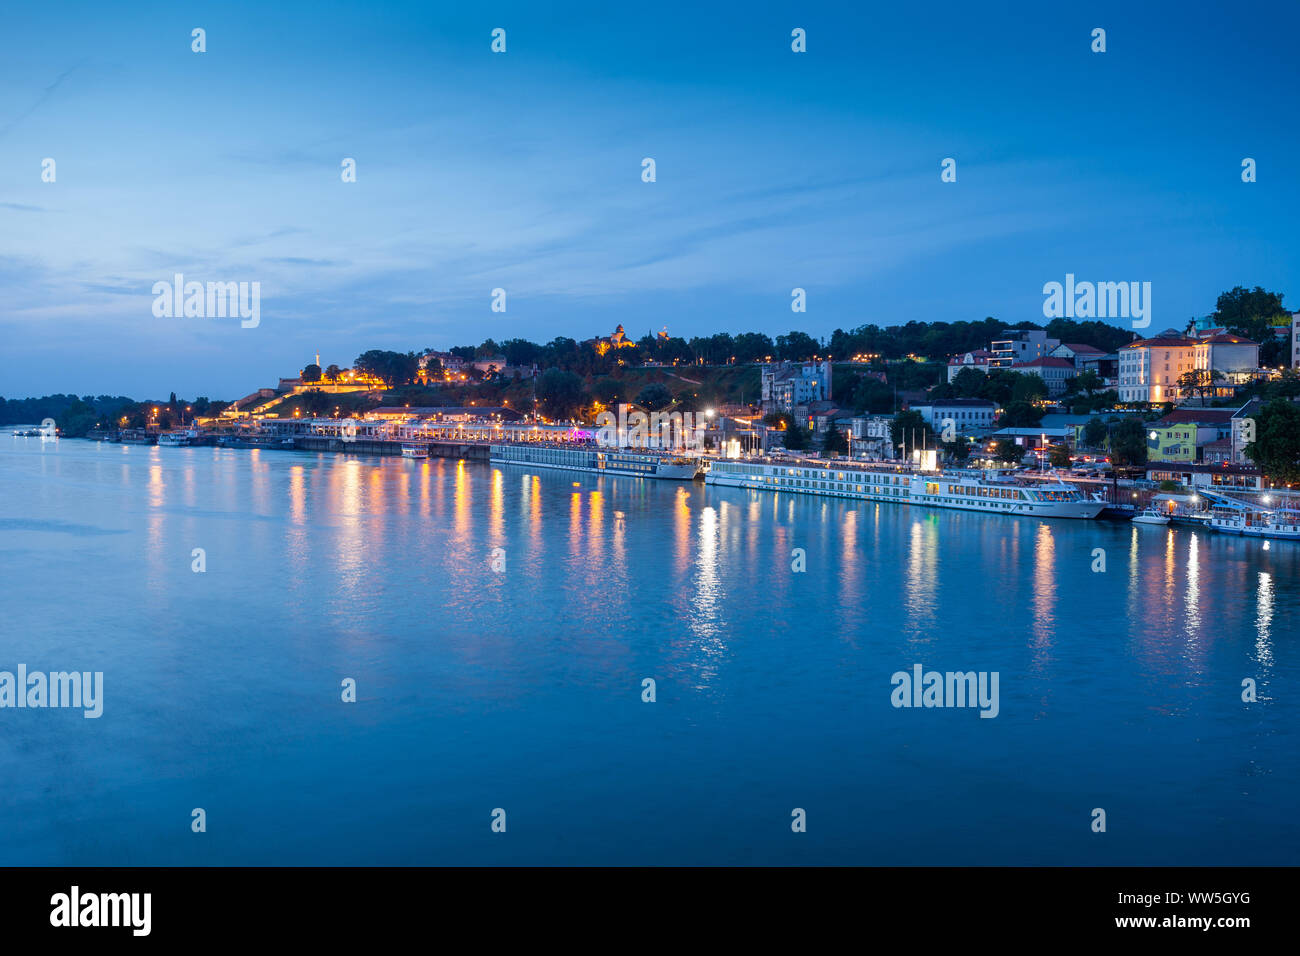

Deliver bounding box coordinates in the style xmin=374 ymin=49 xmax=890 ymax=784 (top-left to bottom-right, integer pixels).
xmin=1 ymin=438 xmax=1296 ymax=864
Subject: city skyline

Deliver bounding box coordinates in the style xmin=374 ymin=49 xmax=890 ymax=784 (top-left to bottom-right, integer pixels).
xmin=2 ymin=0 xmax=1298 ymax=398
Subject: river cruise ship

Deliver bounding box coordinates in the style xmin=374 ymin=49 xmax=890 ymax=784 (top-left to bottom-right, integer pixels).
xmin=490 ymin=443 xmax=701 ymax=480
xmin=705 ymin=458 xmax=1105 ymax=519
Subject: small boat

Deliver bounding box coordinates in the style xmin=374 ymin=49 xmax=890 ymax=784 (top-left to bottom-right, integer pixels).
xmin=400 ymin=444 xmax=429 ymax=459
xmin=1131 ymin=508 xmax=1170 ymax=525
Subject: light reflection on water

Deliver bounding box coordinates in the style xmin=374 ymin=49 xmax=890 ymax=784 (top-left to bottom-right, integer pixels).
xmin=1 ymin=440 xmax=1297 ymax=865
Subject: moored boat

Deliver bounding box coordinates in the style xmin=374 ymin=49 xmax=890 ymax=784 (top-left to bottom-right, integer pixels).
xmin=1131 ymin=508 xmax=1170 ymax=525
xmin=705 ymin=457 xmax=1105 ymax=519
xmin=157 ymin=429 xmax=197 ymax=447
xmin=1207 ymin=506 xmax=1300 ymax=541
xmin=219 ymin=434 xmax=295 ymax=450
xmin=490 ymin=443 xmax=703 ymax=480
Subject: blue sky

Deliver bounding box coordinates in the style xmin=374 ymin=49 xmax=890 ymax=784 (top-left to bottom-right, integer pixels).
xmin=1 ymin=0 xmax=1297 ymax=397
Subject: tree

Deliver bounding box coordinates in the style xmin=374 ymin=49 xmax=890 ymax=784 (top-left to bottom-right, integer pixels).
xmin=852 ymin=377 xmax=894 ymax=414
xmin=942 ymin=436 xmax=971 ymax=463
xmin=500 ymin=338 xmax=543 ymax=368
xmin=977 ymin=369 xmax=1021 ymax=405
xmin=782 ymin=422 xmax=811 ymax=451
xmin=1011 ymin=374 xmax=1048 ymax=404
xmin=1048 ymin=443 xmax=1072 ymax=468
xmin=732 ymin=332 xmax=775 ymax=364
xmin=1176 ymin=368 xmax=1225 ymax=403
xmin=1245 ymin=399 xmax=1300 ymax=486
xmin=775 ymin=331 xmax=820 ymax=362
xmin=1213 ymin=286 xmax=1287 ymax=345
xmin=590 ymin=378 xmax=624 ymax=405
xmin=535 ymin=368 xmax=584 ymax=420
xmin=301 ymin=389 xmax=331 ymax=416
xmin=54 ymin=398 xmax=98 ymax=437
xmin=302 ymin=364 xmax=322 ymax=383
xmin=997 ymin=400 xmax=1044 ymax=428
xmin=1083 ymin=417 xmax=1108 ymax=448
xmin=890 ymin=410 xmax=932 ymax=457
xmin=994 ymin=439 xmax=1026 ymax=464
xmin=324 ymin=364 xmax=342 ymax=382
xmin=823 ymin=420 xmax=848 ymax=455
xmin=950 ymin=367 xmax=987 ymax=398
xmin=634 ymin=383 xmax=674 ymax=411
xmin=1109 ymin=417 xmax=1148 ymax=467
xmin=763 ymin=411 xmax=792 ymax=428
xmin=1075 ymin=369 xmax=1103 ymax=395
xmin=353 ymin=350 xmax=419 ymax=386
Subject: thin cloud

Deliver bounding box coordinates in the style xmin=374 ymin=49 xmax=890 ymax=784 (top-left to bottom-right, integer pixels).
xmin=0 ymin=60 xmax=85 ymax=139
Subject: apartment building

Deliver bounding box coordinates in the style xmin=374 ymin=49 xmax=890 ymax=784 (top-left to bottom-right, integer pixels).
xmin=989 ymin=330 xmax=1060 ymax=368
xmin=761 ymin=360 xmax=833 ymax=413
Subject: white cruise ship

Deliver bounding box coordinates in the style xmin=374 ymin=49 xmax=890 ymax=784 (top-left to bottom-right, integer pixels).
xmin=705 ymin=458 xmax=1104 ymax=519
xmin=490 ymin=443 xmax=701 ymax=480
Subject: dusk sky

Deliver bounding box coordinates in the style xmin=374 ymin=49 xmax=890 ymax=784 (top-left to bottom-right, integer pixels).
xmin=2 ymin=0 xmax=1297 ymax=398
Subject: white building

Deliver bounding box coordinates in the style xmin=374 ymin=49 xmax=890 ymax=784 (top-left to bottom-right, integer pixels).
xmin=845 ymin=415 xmax=899 ymax=459
xmin=1196 ymin=332 xmax=1260 ymax=383
xmin=1118 ymin=332 xmax=1200 ymax=404
xmin=1013 ymin=356 xmax=1075 ymax=397
xmin=761 ymin=360 xmax=832 ymax=413
xmin=946 ymin=349 xmax=994 ymax=382
xmin=909 ymin=399 xmax=998 ymax=434
xmin=1049 ymin=342 xmax=1107 ymax=371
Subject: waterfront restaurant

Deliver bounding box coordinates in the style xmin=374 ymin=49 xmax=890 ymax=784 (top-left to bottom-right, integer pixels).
xmin=1146 ymin=462 xmax=1264 ymax=492
xmin=365 ymin=406 xmax=522 ymax=423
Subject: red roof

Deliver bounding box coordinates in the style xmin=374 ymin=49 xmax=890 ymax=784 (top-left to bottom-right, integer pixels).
xmin=1153 ymin=409 xmax=1236 ymax=426
xmin=1059 ymin=343 xmax=1106 ymax=354
xmin=1015 ymin=357 xmax=1075 ymax=369
xmin=1199 ymin=332 xmax=1258 ymax=346
xmin=947 ymin=349 xmax=993 ymax=366
xmin=1123 ymin=335 xmax=1196 ymax=349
